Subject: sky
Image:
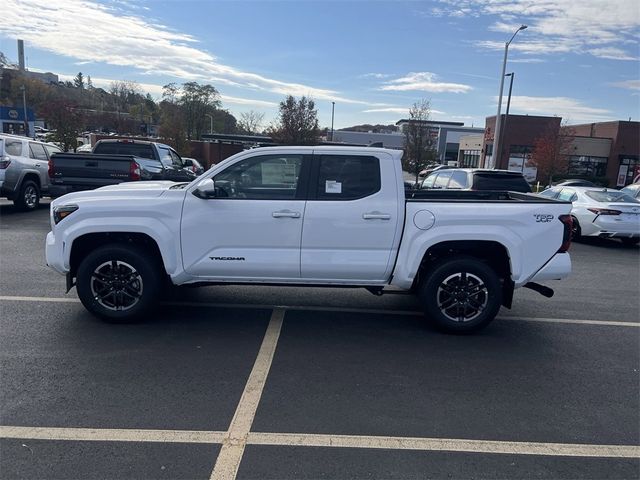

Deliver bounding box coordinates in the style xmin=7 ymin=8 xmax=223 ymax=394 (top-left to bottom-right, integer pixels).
xmin=1 ymin=0 xmax=639 ymax=130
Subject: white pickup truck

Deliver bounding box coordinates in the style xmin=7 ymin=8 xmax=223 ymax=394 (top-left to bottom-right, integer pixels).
xmin=46 ymin=146 xmax=573 ymax=333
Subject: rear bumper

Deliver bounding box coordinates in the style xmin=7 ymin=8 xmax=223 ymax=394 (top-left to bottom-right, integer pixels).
xmin=527 ymin=252 xmax=571 ymax=283
xmin=597 ymin=231 xmax=639 ymax=239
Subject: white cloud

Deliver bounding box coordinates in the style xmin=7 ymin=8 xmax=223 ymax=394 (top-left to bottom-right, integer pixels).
xmin=499 ymin=95 xmax=613 ymax=123
xmin=0 ymin=0 xmax=373 ymax=105
xmin=359 ymin=73 xmax=392 ymax=79
xmin=439 ymin=0 xmax=639 ymax=60
xmin=363 ymin=107 xmax=446 ymax=115
xmin=509 ymin=57 xmax=546 ymax=64
xmin=589 ymin=47 xmax=637 ymax=61
xmin=379 ymin=72 xmax=473 ymax=94
xmin=611 ymin=79 xmax=640 ymax=91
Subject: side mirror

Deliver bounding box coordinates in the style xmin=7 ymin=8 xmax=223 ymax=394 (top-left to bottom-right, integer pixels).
xmin=193 ymin=178 xmax=217 ymax=199
xmin=183 ymin=159 xmax=193 ymax=167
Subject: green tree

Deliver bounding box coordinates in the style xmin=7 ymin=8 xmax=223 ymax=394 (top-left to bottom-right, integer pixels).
xmin=73 ymin=72 xmax=84 ymax=90
xmin=402 ymin=99 xmax=435 ymax=185
xmin=159 ymin=83 xmax=188 ymax=153
xmin=180 ymin=82 xmax=221 ymax=139
xmin=270 ymin=95 xmax=319 ymax=145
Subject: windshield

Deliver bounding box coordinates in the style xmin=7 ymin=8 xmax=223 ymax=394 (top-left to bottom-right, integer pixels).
xmin=585 ymin=191 xmax=639 ymax=203
xmin=472 ymin=173 xmax=531 ymax=193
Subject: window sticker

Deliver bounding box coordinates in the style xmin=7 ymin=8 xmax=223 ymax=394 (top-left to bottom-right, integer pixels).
xmin=325 ymin=180 xmax=342 ymax=194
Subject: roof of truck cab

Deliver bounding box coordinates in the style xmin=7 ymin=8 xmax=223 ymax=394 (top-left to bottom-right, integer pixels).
xmin=249 ymin=145 xmax=403 ymax=157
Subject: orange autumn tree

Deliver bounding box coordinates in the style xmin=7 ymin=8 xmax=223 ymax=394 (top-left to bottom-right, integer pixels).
xmin=530 ymin=123 xmax=575 ymax=186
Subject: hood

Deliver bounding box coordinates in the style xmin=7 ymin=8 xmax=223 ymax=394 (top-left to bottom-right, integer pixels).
xmin=52 ymin=181 xmax=181 ymax=206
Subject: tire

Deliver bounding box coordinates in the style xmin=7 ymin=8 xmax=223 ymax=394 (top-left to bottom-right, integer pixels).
xmin=14 ymin=180 xmax=40 ymax=211
xmin=571 ymin=217 xmax=581 ymax=241
xmin=76 ymin=244 xmax=162 ymax=323
xmin=418 ymin=256 xmax=502 ymax=334
xmin=620 ymin=237 xmax=639 ymax=246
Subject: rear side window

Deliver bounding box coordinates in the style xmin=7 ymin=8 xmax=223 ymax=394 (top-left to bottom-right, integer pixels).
xmin=448 ymin=170 xmax=468 ymax=189
xmin=585 ymin=191 xmax=638 ymax=203
xmin=472 ymin=173 xmax=531 ymax=192
xmin=94 ymin=142 xmax=156 ymax=159
xmin=158 ymin=147 xmax=173 ymax=167
xmin=540 ymin=188 xmax=560 ymax=198
xmin=315 ymin=155 xmax=380 ymax=200
xmin=4 ymin=139 xmax=23 ymax=156
xmin=29 ymin=142 xmax=48 ymax=161
xmin=433 ymin=171 xmax=452 ymax=189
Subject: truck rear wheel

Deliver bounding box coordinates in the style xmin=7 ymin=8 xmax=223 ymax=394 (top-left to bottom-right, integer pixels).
xmin=76 ymin=244 xmax=162 ymax=323
xmin=418 ymin=257 xmax=502 ymax=333
xmin=14 ymin=180 xmax=40 ymax=211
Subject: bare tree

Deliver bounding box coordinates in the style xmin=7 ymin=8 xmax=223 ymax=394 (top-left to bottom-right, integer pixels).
xmin=530 ymin=123 xmax=575 ymax=185
xmin=403 ymin=99 xmax=435 ymax=185
xmin=237 ymin=110 xmax=265 ymax=135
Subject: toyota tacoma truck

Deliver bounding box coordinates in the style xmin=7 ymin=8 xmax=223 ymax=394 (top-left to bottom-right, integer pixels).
xmin=46 ymin=146 xmax=572 ymax=333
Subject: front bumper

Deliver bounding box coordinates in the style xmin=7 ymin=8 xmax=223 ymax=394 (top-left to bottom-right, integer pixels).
xmin=46 ymin=231 xmax=68 ymax=275
xmin=528 ymin=252 xmax=571 ymax=283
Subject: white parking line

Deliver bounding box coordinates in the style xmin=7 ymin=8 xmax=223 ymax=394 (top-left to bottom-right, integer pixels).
xmin=1 ymin=426 xmax=638 ymax=459
xmin=248 ymin=432 xmax=640 ymax=458
xmin=1 ymin=295 xmax=638 ymax=327
xmin=209 ymin=308 xmax=285 ymax=480
xmin=0 ymin=426 xmax=226 ymax=444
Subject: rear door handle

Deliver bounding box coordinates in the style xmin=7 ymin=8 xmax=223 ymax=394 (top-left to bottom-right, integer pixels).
xmin=272 ymin=210 xmax=301 ymax=218
xmin=363 ymin=212 xmax=391 ymax=220
xmin=35 ymin=163 xmax=41 ymax=167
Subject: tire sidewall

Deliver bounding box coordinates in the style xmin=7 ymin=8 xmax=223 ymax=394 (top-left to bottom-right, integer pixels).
xmin=420 ymin=257 xmax=502 ymax=334
xmin=16 ymin=180 xmax=40 ymax=211
xmin=76 ymin=244 xmax=161 ymax=322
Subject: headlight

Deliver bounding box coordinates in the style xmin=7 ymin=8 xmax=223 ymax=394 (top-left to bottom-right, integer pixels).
xmin=53 ymin=205 xmax=79 ymax=224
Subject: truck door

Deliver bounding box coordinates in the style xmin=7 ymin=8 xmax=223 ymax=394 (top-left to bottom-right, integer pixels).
xmin=181 ymin=152 xmax=310 ymax=279
xmin=300 ymin=152 xmax=400 ymax=282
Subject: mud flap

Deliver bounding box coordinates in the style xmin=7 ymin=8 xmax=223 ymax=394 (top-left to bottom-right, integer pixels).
xmin=66 ymin=273 xmax=76 ymax=293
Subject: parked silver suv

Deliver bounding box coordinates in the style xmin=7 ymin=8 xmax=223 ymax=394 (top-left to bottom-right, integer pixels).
xmin=0 ymin=134 xmax=62 ymax=210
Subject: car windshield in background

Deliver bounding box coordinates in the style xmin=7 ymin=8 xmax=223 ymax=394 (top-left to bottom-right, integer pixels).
xmin=94 ymin=143 xmax=155 ymax=159
xmin=585 ymin=191 xmax=638 ymax=203
xmin=472 ymin=173 xmax=531 ymax=193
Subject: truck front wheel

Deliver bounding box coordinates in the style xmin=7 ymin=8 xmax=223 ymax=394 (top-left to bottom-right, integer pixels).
xmin=76 ymin=244 xmax=162 ymax=322
xmin=419 ymin=257 xmax=502 ymax=333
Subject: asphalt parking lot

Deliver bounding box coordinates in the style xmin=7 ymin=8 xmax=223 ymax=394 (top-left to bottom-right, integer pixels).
xmin=1 ymin=199 xmax=639 ymax=480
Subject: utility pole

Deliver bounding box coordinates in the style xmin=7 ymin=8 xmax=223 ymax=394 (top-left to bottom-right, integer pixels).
xmin=499 ymin=72 xmax=515 ymax=166
xmin=20 ymin=84 xmax=29 ymax=137
xmin=330 ymin=101 xmax=335 ymax=141
xmin=205 ymin=113 xmax=214 ymax=134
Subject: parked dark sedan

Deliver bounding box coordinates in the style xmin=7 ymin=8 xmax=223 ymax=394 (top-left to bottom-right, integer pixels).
xmin=420 ymin=168 xmax=531 ymax=193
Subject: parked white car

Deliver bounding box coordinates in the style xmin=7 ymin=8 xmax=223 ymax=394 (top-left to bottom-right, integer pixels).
xmin=540 ymin=186 xmax=640 ymax=245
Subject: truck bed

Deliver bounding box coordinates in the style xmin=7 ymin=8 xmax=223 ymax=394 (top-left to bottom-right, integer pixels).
xmin=406 ymin=190 xmax=569 ymax=203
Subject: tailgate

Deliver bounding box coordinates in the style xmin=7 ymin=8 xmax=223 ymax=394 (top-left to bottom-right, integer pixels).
xmin=50 ymin=154 xmax=133 ymax=186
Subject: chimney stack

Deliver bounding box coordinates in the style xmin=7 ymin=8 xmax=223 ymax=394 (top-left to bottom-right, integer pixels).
xmin=17 ymin=39 xmax=25 ymax=71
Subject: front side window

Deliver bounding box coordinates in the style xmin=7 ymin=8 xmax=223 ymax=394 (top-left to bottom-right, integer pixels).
xmin=315 ymin=155 xmax=380 ymax=200
xmin=540 ymin=188 xmax=561 ymax=199
xmin=421 ymin=174 xmax=437 ymax=189
xmin=29 ymin=142 xmax=48 ymax=161
xmin=448 ymin=170 xmax=468 ymax=189
xmin=157 ymin=147 xmax=173 ymax=168
xmin=44 ymin=144 xmax=62 ymax=158
xmin=433 ymin=171 xmax=452 ymax=189
xmin=558 ymin=189 xmax=576 ymax=202
xmin=214 ymin=154 xmax=303 ymax=199
xmin=169 ymin=150 xmax=183 ymax=168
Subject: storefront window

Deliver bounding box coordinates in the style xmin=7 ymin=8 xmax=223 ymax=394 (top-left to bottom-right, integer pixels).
xmin=460 ymin=150 xmax=480 ymax=168
xmin=567 ymin=156 xmax=608 ymax=177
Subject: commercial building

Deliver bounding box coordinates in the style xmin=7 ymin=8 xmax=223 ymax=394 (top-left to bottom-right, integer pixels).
xmin=481 ymin=115 xmax=639 ymax=187
xmin=396 ymin=120 xmax=484 ymax=164
xmin=331 ymin=130 xmax=405 ymax=149
xmin=457 ymin=133 xmax=483 ymax=167
xmin=0 ymin=106 xmax=35 ymax=136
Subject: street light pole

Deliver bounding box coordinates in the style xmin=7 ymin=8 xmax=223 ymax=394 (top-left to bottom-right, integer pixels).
xmin=330 ymin=101 xmax=335 ymax=142
xmin=499 ymin=72 xmax=515 ymax=165
xmin=492 ymin=24 xmax=526 ymax=169
xmin=20 ymin=84 xmax=29 ymax=137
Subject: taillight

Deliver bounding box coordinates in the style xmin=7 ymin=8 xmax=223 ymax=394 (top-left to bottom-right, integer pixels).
xmin=0 ymin=156 xmax=10 ymax=169
xmin=48 ymin=158 xmax=54 ymax=177
xmin=587 ymin=208 xmax=621 ymax=216
xmin=558 ymin=214 xmax=572 ymax=252
xmin=129 ymin=161 xmax=141 ymax=181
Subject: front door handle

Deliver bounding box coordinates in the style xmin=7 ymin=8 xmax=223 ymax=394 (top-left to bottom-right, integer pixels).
xmin=272 ymin=210 xmax=301 ymax=219
xmin=35 ymin=163 xmax=41 ymax=167
xmin=363 ymin=212 xmax=391 ymax=220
